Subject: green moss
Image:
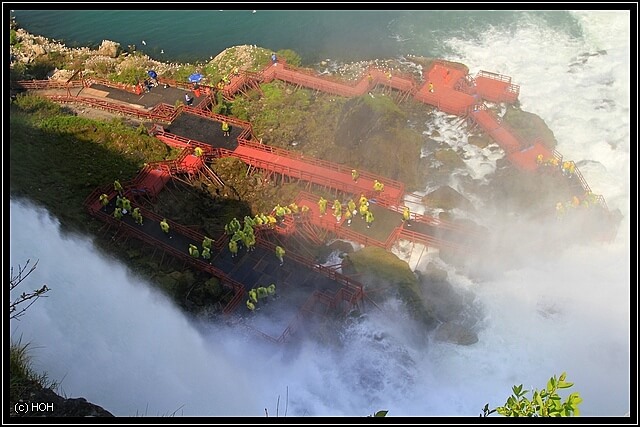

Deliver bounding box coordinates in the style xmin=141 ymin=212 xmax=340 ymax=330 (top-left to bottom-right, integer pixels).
xmin=425 ymin=186 xmax=474 ymax=211
xmin=434 ymin=148 xmax=466 ymax=170
xmin=502 ymin=105 xmax=557 ymax=149
xmin=361 ymin=92 xmax=404 ymax=116
xmin=346 ymin=246 xmax=417 ymax=285
xmin=344 ymin=247 xmax=438 ymax=330
xmin=468 ymin=134 xmax=492 ymax=149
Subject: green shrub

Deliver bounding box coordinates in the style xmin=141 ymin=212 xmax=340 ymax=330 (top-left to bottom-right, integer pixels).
xmin=87 ymin=58 xmax=117 ymax=76
xmin=277 ymin=49 xmax=302 ymax=67
xmin=25 ymin=57 xmax=58 ymax=80
xmin=110 ymin=65 xmax=147 ymax=85
xmin=484 ymin=372 xmax=583 ymax=417
xmin=14 ymin=93 xmax=63 ymax=117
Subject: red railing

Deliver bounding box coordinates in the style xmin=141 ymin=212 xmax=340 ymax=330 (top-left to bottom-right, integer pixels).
xmin=44 ymin=95 xmax=174 ymax=121
xmin=85 ymin=77 xmax=138 ymax=93
xmin=15 ymin=79 xmax=85 ymax=90
xmin=235 ymin=139 xmax=405 ymax=197
xmin=83 ymin=192 xmax=245 ymax=315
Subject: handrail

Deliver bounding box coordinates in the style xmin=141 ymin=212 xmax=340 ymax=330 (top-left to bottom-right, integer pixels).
xmin=32 ymin=57 xmax=610 ymax=227
xmin=44 ymin=95 xmax=174 ymax=121
xmin=84 ymin=196 xmax=246 ymax=315
xmin=476 ymin=70 xmax=511 ymax=84
xmin=235 ymin=139 xmax=405 ymax=194
xmin=86 ymin=77 xmax=138 ymax=93
xmin=15 ymin=79 xmax=85 ymax=90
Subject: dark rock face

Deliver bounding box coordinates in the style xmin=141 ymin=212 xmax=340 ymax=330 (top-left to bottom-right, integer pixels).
xmin=331 ymin=95 xmax=423 ymax=187
xmin=11 ymin=384 xmax=114 ymax=418
xmin=417 ymin=265 xmax=480 ymax=346
xmin=334 ymin=96 xmax=402 ymax=149
xmin=425 ymin=185 xmax=475 ymax=212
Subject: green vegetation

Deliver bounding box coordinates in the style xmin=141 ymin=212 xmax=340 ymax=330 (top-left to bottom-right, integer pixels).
xmin=10 ymin=28 xmax=19 ymax=45
xmin=234 ymin=81 xmax=313 ymax=134
xmin=9 ymin=93 xmax=176 ymax=231
xmin=86 ymin=56 xmax=118 ymax=75
xmin=276 ymin=48 xmax=302 ymax=67
xmin=503 ymin=105 xmax=557 ymax=149
xmin=483 ymin=372 xmax=583 ymax=417
xmin=109 ymin=64 xmax=149 ymax=85
xmin=10 ymin=55 xmax=65 ymax=80
xmin=233 ymin=83 xmax=424 ymax=189
xmin=212 ymin=91 xmax=233 ymax=116
xmin=10 ymin=339 xmax=59 ymax=408
xmin=165 ymin=63 xmax=204 ymax=84
xmin=343 ymin=247 xmax=438 ymax=330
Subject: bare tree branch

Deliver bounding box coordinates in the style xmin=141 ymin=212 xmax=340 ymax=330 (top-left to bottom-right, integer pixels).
xmin=9 ymin=259 xmax=50 ymax=320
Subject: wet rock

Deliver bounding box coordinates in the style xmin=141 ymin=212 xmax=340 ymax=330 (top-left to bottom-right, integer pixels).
xmin=424 ymin=185 xmax=474 ymax=211
xmin=434 ymin=321 xmax=478 ymax=345
xmin=12 ymin=385 xmax=114 ymax=417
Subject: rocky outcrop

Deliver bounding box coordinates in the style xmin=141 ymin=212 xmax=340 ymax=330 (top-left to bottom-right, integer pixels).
xmin=330 ymin=95 xmax=424 ymax=187
xmin=11 ymin=383 xmax=114 ymax=417
xmin=424 ymin=185 xmax=474 ymax=212
xmin=417 ymin=264 xmax=480 ymax=346
xmin=343 ymin=247 xmax=439 ymax=331
xmin=97 ymin=40 xmax=120 ymax=58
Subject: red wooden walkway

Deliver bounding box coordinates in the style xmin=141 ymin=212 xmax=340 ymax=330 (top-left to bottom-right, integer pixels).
xmin=220 ymin=59 xmax=550 ymax=172
xmin=293 ymin=191 xmax=478 ymax=253
xmin=21 ymin=59 xmax=581 ymax=181
xmin=16 ymin=53 xmax=617 ymax=342
xmin=232 ymin=139 xmax=405 ymax=205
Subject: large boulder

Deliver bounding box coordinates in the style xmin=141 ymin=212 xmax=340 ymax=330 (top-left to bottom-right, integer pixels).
xmin=342 ymin=246 xmax=438 ymax=331
xmin=502 ymin=105 xmax=557 ymax=149
xmin=424 ymin=185 xmax=474 ymax=211
xmin=97 ymin=40 xmax=120 ymax=58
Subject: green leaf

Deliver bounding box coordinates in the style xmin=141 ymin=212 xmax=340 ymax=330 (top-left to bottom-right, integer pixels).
xmin=557 ymin=381 xmax=573 ymax=389
xmin=559 ymin=372 xmax=567 ymax=382
xmin=374 ymin=410 xmax=388 ymax=417
xmin=535 ymin=392 xmax=543 ymax=408
xmin=569 ymin=394 xmax=583 ymax=407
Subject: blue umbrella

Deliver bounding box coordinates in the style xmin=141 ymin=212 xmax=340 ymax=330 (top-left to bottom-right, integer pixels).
xmin=188 ymin=73 xmax=203 ymax=83
xmin=147 ymin=70 xmax=157 ymax=79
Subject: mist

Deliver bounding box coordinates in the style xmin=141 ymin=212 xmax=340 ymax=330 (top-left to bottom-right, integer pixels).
xmin=9 ymin=10 xmax=631 ymax=418
xmin=8 ymin=191 xmax=631 ymax=418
